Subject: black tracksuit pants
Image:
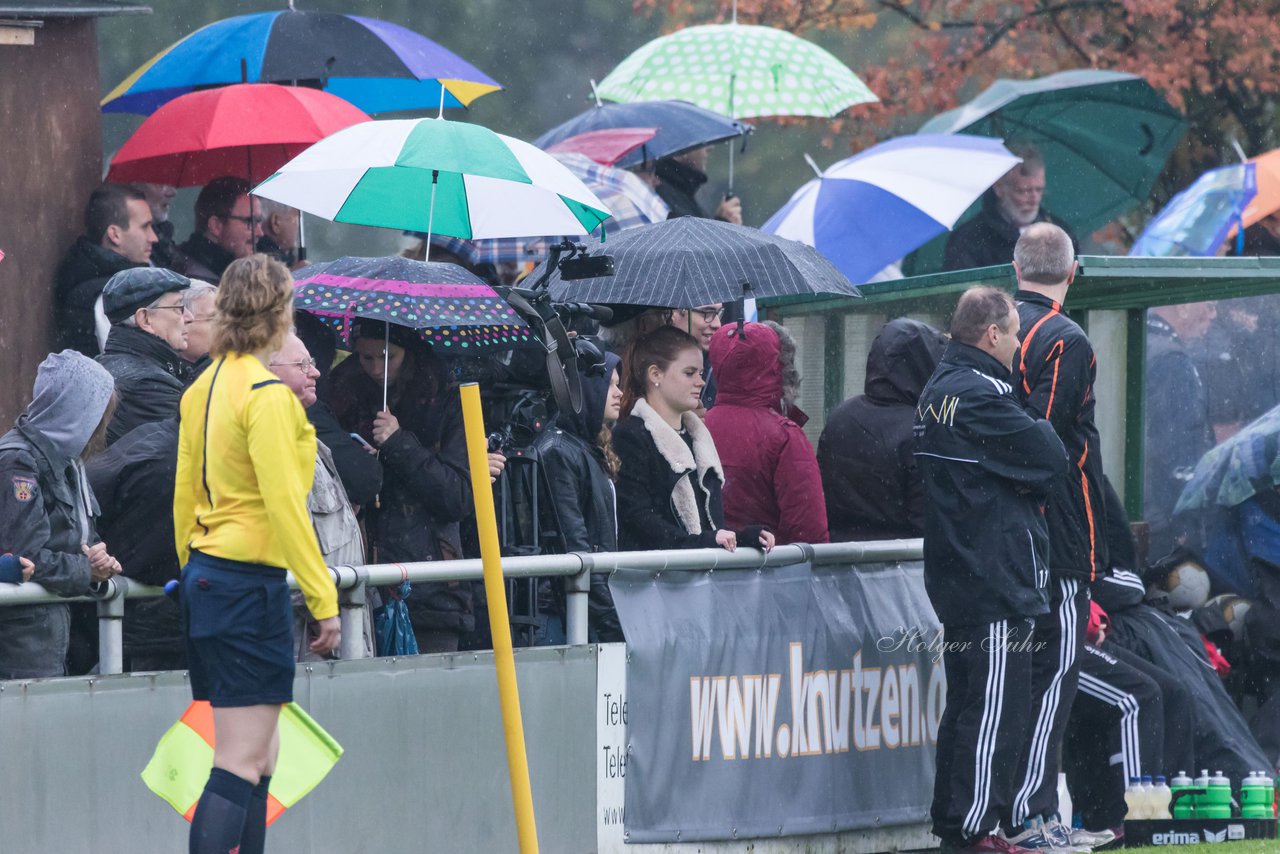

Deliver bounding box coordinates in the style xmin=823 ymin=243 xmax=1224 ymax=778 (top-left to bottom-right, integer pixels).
xmin=1010 ymin=576 xmax=1090 ymax=826
xmin=1063 ymin=642 xmax=1196 ymax=829
xmin=932 ymin=618 xmax=1036 ymax=845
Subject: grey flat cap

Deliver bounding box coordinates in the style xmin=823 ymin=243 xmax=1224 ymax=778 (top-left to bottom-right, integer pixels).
xmin=102 ymin=267 xmax=191 ymax=325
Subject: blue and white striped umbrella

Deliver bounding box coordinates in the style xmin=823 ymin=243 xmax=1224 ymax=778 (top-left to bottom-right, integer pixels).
xmin=762 ymin=134 xmax=1022 ymax=284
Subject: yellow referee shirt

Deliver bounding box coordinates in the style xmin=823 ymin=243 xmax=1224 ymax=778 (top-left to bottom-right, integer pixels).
xmin=174 ymin=352 xmax=338 ymax=621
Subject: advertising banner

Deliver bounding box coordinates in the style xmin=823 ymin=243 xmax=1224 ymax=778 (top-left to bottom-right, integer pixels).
xmin=611 ymin=560 xmax=943 ymax=843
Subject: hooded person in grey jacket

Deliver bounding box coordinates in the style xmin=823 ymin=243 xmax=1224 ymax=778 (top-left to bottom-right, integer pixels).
xmin=0 ymin=351 xmax=122 ymax=679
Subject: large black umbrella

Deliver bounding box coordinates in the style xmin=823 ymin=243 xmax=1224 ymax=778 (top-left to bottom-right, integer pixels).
xmin=540 ymin=217 xmax=861 ymax=307
xmin=532 ymin=100 xmax=751 ymax=170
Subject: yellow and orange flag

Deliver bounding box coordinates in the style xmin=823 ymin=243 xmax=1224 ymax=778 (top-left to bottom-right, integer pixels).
xmin=142 ymin=701 xmax=343 ymax=825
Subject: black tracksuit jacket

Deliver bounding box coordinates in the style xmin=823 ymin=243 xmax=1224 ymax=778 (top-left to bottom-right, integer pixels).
xmin=914 ymin=341 xmax=1068 ymax=627
xmin=1010 ymin=290 xmax=1109 ymax=581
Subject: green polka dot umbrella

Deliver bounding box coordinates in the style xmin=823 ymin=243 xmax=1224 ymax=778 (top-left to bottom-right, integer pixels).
xmin=597 ymin=23 xmax=877 ymax=120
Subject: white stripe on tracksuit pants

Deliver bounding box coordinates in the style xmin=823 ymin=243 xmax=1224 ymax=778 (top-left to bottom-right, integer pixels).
xmin=930 ymin=617 xmax=1036 ymax=845
xmin=1011 ymin=577 xmax=1090 ymax=826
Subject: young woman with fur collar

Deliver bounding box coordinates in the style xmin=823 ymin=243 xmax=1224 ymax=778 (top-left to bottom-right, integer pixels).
xmin=613 ymin=326 xmax=775 ymax=553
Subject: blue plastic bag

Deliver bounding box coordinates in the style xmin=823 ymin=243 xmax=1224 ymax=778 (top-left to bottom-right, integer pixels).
xmin=373 ymin=581 xmax=419 ymax=656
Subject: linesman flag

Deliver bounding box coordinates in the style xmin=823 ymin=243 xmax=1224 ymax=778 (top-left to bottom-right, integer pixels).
xmin=142 ymin=701 xmax=343 ymax=824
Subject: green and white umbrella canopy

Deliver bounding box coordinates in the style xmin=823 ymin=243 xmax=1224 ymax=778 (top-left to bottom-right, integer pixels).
xmin=597 ymin=23 xmax=877 ymax=119
xmin=253 ymin=118 xmax=612 ymax=240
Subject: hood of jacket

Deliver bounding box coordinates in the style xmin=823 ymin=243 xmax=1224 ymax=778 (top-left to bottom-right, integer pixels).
xmin=709 ymin=321 xmax=785 ymax=411
xmin=558 ymin=351 xmax=622 ymax=443
xmin=56 ymin=237 xmax=140 ymax=293
xmin=865 ymin=318 xmax=949 ymax=405
xmin=102 ymin=324 xmax=190 ymax=382
xmin=16 ymin=350 xmax=114 ymax=463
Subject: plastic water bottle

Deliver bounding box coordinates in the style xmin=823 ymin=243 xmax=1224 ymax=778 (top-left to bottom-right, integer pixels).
xmin=1152 ymin=775 xmax=1173 ymax=819
xmin=1124 ymin=777 xmax=1148 ymax=820
xmin=1241 ymin=771 xmax=1273 ymax=819
xmin=1171 ymin=771 xmax=1195 ymax=819
xmin=1194 ymin=769 xmax=1212 ymax=816
xmin=1202 ymin=770 xmax=1233 ymax=819
xmin=1140 ymin=775 xmax=1156 ymax=818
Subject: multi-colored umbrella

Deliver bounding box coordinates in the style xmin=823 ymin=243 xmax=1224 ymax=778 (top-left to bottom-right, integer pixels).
xmin=1131 ymin=163 xmax=1257 ymax=257
xmin=920 ymin=70 xmax=1187 ymax=234
xmin=105 ymin=83 xmax=370 ymax=186
xmin=461 ymin=152 xmax=669 ymax=267
xmin=532 ymin=100 xmax=750 ymax=170
xmin=293 ymin=255 xmax=534 ymax=352
xmin=101 ymin=9 xmax=500 ymax=116
xmin=253 ymin=118 xmax=611 ymax=247
xmin=597 ymin=21 xmax=876 ymax=120
xmin=294 ymin=255 xmax=536 ymax=407
xmin=763 ymin=135 xmax=1022 ymax=284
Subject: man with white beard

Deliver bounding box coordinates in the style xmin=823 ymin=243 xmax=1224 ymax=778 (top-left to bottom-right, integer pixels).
xmin=943 ymin=144 xmax=1078 ymax=271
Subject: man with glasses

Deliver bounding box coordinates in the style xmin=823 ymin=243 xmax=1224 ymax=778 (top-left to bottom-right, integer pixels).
xmin=177 ymin=282 xmax=219 ymax=376
xmin=943 ymin=144 xmax=1077 ymax=272
xmin=171 ymin=177 xmax=263 ymax=281
xmin=670 ymin=303 xmax=723 ymax=409
xmin=97 ymin=267 xmax=194 ymax=444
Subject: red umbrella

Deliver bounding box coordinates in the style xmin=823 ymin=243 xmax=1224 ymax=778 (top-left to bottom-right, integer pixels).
xmin=105 ymin=83 xmax=371 ymax=186
xmin=545 ymin=127 xmax=657 ymax=166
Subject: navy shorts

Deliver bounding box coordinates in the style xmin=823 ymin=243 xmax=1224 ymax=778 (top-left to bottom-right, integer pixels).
xmin=181 ymin=550 xmax=295 ymax=707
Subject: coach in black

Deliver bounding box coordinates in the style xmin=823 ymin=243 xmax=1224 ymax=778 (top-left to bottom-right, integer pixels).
xmin=1004 ymin=223 xmax=1109 ymax=850
xmin=915 ymin=286 xmax=1068 ymax=854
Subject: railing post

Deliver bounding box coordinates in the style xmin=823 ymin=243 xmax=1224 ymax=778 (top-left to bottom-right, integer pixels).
xmin=95 ymin=579 xmax=125 ymax=675
xmin=339 ymin=576 xmax=369 ymax=660
xmin=565 ymin=555 xmax=590 ymax=646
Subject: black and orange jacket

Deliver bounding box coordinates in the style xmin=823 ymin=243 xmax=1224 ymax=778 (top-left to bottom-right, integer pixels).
xmin=1011 ymin=289 xmax=1109 ymax=581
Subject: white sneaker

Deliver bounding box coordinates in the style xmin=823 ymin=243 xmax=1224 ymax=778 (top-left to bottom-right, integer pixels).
xmin=1065 ymin=826 xmax=1115 ymax=849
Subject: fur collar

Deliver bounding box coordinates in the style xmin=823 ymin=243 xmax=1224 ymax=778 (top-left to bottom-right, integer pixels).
xmin=631 ymin=398 xmax=723 ymax=535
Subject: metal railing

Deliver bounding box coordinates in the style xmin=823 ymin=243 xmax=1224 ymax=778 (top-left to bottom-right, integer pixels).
xmin=0 ymin=539 xmax=925 ymax=675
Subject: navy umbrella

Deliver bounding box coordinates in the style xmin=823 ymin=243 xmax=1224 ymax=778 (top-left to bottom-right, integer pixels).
xmin=540 ymin=217 xmax=860 ymax=308
xmin=533 ymin=100 xmax=751 ymax=170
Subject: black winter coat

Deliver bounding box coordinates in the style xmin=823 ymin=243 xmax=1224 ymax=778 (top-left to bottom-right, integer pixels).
xmin=0 ymin=426 xmax=97 ymax=678
xmin=914 ymin=341 xmax=1068 ymax=627
xmin=97 ymin=325 xmax=191 ymax=444
xmin=531 ymin=350 xmax=623 ymax=641
xmin=614 ymin=398 xmax=725 ymax=551
xmin=1011 ymin=290 xmax=1109 ymax=580
xmin=170 ymin=232 xmax=233 ymax=282
xmin=329 ymin=355 xmax=474 ymax=634
xmin=818 ymin=318 xmax=946 ymax=541
xmin=943 ymin=198 xmax=1077 ymax=271
xmin=53 ymin=237 xmax=144 ymax=356
xmin=85 ymin=419 xmax=184 ymax=667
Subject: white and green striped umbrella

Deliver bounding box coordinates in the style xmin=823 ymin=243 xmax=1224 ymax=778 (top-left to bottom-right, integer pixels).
xmin=253 ymin=118 xmax=612 ymax=241
xmin=597 ymin=23 xmax=877 ymax=120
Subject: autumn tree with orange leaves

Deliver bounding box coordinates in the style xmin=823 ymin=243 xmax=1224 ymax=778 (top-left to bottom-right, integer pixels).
xmin=638 ymin=0 xmax=1280 ymax=211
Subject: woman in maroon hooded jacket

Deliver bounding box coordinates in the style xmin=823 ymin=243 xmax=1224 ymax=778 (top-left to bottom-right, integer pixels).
xmin=704 ymin=321 xmax=829 ymax=545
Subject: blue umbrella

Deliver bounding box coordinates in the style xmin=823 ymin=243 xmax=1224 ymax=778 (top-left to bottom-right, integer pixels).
xmin=532 ymin=100 xmax=751 ymax=170
xmin=761 ymin=135 xmax=1022 ymax=285
xmin=1131 ymin=163 xmax=1257 ymax=257
xmin=101 ymin=10 xmax=500 ymax=115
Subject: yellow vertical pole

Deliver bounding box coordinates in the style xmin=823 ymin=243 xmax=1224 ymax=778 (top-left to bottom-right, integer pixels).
xmin=458 ymin=382 xmax=540 ymax=853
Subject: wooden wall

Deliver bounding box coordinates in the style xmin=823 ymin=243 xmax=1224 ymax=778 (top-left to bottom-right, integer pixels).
xmin=0 ymin=17 xmax=104 ymax=426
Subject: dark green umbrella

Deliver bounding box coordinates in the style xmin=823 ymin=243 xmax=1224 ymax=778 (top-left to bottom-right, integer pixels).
xmin=919 ymin=70 xmax=1187 ymax=234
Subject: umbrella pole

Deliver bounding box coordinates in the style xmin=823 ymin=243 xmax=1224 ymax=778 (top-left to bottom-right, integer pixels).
xmin=423 ymin=169 xmax=439 ymax=263
xmin=297 ymin=211 xmax=307 ymax=264
xmin=382 ymin=326 xmax=390 ymax=412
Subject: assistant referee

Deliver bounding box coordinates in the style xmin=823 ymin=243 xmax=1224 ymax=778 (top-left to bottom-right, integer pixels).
xmin=174 ymin=254 xmax=339 ymax=854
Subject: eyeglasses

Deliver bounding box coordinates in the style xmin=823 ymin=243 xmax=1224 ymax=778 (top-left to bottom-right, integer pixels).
xmin=219 ymin=213 xmax=257 ymax=226
xmin=146 ymin=303 xmax=187 ymax=314
xmin=270 ymin=357 xmax=317 ymax=371
xmin=189 ymin=314 xmax=217 ymax=324
xmin=692 ymin=307 xmax=724 ymax=322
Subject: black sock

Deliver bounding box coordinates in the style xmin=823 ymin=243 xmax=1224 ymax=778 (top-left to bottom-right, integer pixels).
xmin=189 ymin=767 xmax=253 ymax=854
xmin=236 ymin=774 xmax=272 ymax=854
